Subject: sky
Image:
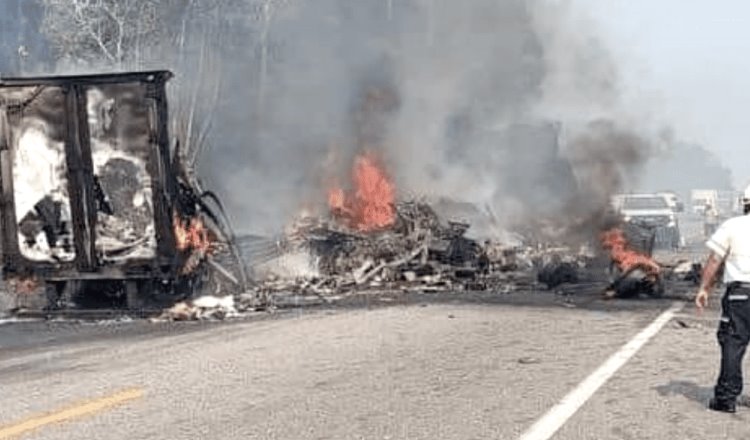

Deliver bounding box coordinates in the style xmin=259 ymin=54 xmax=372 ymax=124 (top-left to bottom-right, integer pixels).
xmin=575 ymin=0 xmax=750 ymax=189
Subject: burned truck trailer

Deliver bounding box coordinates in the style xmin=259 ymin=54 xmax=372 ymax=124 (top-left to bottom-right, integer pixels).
xmin=0 ymin=71 xmax=238 ymax=310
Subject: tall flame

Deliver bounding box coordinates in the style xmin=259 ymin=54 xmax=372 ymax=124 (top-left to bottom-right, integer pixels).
xmin=328 ymin=151 xmax=396 ymax=231
xmin=600 ymin=228 xmax=660 ymax=276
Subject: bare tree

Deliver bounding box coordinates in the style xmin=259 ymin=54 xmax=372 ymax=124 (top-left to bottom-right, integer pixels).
xmin=162 ymin=0 xmax=232 ymax=167
xmin=40 ymin=0 xmax=161 ymax=68
xmin=40 ymin=0 xmax=234 ymax=165
xmin=251 ymin=0 xmax=290 ymax=115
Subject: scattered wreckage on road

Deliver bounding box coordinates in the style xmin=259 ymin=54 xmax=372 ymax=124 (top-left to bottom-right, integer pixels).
xmin=253 ymin=201 xmax=536 ymax=295
xmin=243 ymin=199 xmax=700 ymax=309
xmin=0 ymin=70 xmax=698 ymax=321
xmin=0 ymin=71 xmax=246 ymax=314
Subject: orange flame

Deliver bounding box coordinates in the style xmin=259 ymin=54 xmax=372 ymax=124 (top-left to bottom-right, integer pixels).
xmin=173 ymin=214 xmax=212 ymax=255
xmin=10 ymin=277 xmax=39 ymax=295
xmin=600 ymin=228 xmax=660 ymax=276
xmin=328 ymin=151 xmax=396 ymax=231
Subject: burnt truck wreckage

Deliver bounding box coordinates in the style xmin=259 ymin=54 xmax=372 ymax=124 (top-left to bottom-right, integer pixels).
xmin=0 ymin=71 xmax=691 ymax=319
xmin=0 ymin=71 xmax=246 ymax=312
xmin=243 ymin=117 xmax=684 ymax=306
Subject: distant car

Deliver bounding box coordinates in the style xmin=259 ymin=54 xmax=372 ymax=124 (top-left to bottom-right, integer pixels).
xmin=619 ymin=194 xmax=681 ymax=249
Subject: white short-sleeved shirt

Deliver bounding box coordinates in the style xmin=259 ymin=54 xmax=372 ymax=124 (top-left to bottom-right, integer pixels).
xmin=707 ymin=215 xmax=750 ymax=283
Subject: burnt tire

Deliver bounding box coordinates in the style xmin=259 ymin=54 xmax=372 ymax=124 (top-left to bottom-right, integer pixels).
xmin=44 ymin=282 xmax=65 ymax=310
xmin=125 ymin=280 xmax=145 ymax=310
xmin=44 ymin=280 xmax=80 ymax=310
xmin=648 ymin=277 xmax=665 ymax=298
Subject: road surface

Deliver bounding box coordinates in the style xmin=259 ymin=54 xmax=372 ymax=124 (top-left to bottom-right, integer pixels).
xmin=0 ymin=288 xmax=744 ymax=440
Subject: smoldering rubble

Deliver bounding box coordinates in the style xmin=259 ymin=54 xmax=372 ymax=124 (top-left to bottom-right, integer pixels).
xmin=221 ymin=206 xmax=696 ymax=316
xmin=240 ymin=201 xmax=591 ymax=305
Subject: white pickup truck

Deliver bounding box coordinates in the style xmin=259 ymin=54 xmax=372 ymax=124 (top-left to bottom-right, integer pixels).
xmin=614 ymin=193 xmax=681 ymax=249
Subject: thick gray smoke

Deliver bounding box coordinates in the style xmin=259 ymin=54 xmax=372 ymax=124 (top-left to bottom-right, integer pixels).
xmin=558 ymin=120 xmax=652 ymax=240
xmin=30 ymin=0 xmax=661 ymax=242
xmin=207 ymin=0 xmax=659 ymax=241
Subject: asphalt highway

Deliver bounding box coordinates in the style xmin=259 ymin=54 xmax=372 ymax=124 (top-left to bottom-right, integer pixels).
xmin=1 ymin=285 xmax=741 ymax=440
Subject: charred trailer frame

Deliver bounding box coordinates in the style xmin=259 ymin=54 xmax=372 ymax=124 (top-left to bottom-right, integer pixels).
xmin=0 ymin=71 xmax=201 ymax=309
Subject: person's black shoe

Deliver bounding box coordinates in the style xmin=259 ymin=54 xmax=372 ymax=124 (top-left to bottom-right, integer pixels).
xmin=709 ymin=398 xmax=736 ymax=413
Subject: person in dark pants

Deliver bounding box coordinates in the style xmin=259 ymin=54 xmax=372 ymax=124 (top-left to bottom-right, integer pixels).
xmin=695 ymin=185 xmax=750 ymax=413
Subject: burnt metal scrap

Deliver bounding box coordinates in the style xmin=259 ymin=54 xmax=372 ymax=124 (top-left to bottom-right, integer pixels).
xmin=605 ymin=265 xmax=665 ymax=299
xmin=248 ymin=201 xmax=574 ymax=301
xmin=537 ymin=260 xmax=579 ymax=289
xmin=0 ymin=71 xmax=246 ymax=313
xmin=602 ymin=222 xmax=665 ymax=299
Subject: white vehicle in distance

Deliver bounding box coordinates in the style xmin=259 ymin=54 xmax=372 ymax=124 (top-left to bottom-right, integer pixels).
xmin=613 ymin=193 xmax=681 ymax=249
xmin=657 ymin=191 xmax=684 ymax=212
xmin=691 ymin=189 xmax=718 ymax=214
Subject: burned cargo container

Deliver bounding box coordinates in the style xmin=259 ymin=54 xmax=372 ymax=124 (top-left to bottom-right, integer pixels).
xmin=0 ymin=71 xmax=244 ymax=310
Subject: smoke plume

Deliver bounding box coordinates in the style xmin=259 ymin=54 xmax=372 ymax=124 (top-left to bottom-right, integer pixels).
xmin=207 ymin=0 xmax=660 ymax=241
xmin=31 ymin=0 xmax=663 ymax=242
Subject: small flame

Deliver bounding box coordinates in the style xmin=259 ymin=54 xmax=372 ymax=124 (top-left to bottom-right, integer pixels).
xmin=173 ymin=213 xmax=212 ymax=255
xmin=10 ymin=277 xmax=39 ymax=295
xmin=600 ymin=228 xmax=660 ymax=276
xmin=327 ymin=188 xmax=348 ymax=214
xmin=327 ymin=151 xmax=396 ymax=231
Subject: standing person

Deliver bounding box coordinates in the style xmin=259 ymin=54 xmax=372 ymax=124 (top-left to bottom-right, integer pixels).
xmin=704 ymin=201 xmax=719 ymax=238
xmin=695 ymin=185 xmax=750 ymax=413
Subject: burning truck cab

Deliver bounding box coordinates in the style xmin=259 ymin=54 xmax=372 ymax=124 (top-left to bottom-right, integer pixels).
xmin=0 ymin=71 xmax=241 ymax=311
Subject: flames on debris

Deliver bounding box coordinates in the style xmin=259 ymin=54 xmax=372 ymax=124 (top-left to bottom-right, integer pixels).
xmin=9 ymin=276 xmax=40 ymax=295
xmin=173 ymin=212 xmax=216 ymax=275
xmin=600 ymin=227 xmax=660 ymax=276
xmin=328 ymin=151 xmax=396 ymax=232
xmin=173 ymin=213 xmax=213 ymax=254
xmin=600 ymin=226 xmax=663 ymax=299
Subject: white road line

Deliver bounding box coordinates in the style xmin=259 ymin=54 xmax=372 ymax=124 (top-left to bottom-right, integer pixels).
xmin=518 ymin=301 xmax=684 ymax=440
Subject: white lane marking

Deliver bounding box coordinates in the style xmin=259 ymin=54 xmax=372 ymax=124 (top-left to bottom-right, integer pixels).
xmin=518 ymin=301 xmax=684 ymax=440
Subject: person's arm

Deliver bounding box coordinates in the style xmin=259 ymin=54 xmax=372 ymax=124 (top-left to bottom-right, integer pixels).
xmin=696 ymin=219 xmax=732 ymax=310
xmin=695 ymin=252 xmax=724 ymax=309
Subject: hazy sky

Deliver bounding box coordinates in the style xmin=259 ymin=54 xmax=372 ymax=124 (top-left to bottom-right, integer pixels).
xmin=576 ymin=0 xmax=750 ymax=189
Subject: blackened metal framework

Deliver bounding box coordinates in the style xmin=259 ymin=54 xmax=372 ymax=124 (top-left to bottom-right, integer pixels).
xmin=0 ymin=70 xmax=181 ymax=282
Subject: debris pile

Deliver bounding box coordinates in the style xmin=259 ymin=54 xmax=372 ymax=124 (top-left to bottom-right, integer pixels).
xmin=248 ymin=201 xmax=587 ymax=300
xmin=241 ymin=148 xmax=595 ymax=302
xmin=600 ymin=226 xmax=664 ymax=298
xmin=154 ymin=294 xmax=238 ymax=321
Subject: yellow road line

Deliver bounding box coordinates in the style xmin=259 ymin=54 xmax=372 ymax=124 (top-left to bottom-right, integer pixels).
xmin=0 ymin=387 xmax=144 ymax=439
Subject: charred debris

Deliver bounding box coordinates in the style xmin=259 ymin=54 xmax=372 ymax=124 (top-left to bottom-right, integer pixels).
xmin=244 ymin=202 xmax=653 ymax=308
xmin=241 ymin=199 xmax=699 ymax=313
